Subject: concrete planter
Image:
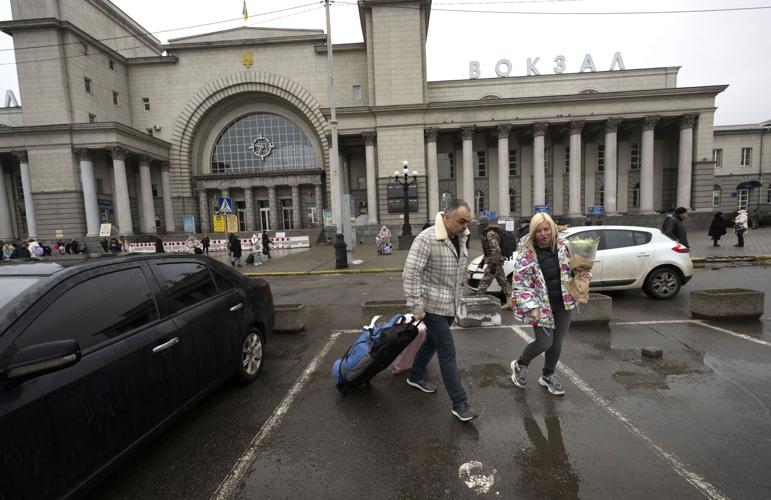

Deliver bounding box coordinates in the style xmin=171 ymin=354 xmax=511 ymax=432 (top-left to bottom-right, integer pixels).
xmin=572 ymin=293 xmax=612 ymax=325
xmin=273 ymin=304 xmax=305 ymax=333
xmin=456 ymin=296 xmax=502 ymax=328
xmin=690 ymin=288 xmax=764 ymax=320
xmin=361 ymin=299 xmax=409 ymax=325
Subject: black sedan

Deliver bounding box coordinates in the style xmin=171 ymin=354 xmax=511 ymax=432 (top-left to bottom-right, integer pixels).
xmin=0 ymin=254 xmax=273 ymax=499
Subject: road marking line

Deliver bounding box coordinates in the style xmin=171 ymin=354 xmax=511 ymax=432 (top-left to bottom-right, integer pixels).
xmin=510 ymin=325 xmax=728 ymax=500
xmin=692 ymin=320 xmax=771 ymax=348
xmin=612 ymin=320 xmax=697 ymax=325
xmin=211 ymin=331 xmax=342 ymax=500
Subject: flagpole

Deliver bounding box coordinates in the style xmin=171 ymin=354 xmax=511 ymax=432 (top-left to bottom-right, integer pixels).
xmin=325 ymin=0 xmax=348 ymax=269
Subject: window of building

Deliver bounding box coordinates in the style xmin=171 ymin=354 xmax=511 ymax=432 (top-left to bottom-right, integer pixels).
xmin=598 ymin=184 xmax=605 ymax=206
xmin=88 ymin=113 xmax=97 ymax=123
xmin=508 ymin=149 xmax=518 ymax=176
xmin=281 ymin=199 xmax=294 ymax=230
xmin=352 ymin=85 xmax=362 ymax=101
xmin=712 ymin=185 xmax=721 ymax=207
xmin=157 ymin=262 xmax=219 ymax=312
xmin=509 ymin=188 xmax=517 ymax=213
xmin=112 ymin=91 xmax=119 ymax=106
xmin=211 ymin=112 xmax=317 ymax=174
xmin=474 ymin=151 xmax=487 ymax=177
xmin=438 ymin=152 xmax=455 ymax=180
xmin=474 ymin=189 xmax=486 ymax=213
xmin=741 ymin=147 xmax=752 ymax=166
xmin=84 ymin=77 xmax=93 ymax=94
xmin=308 ymin=206 xmax=318 ymax=225
xmin=440 ymin=192 xmax=454 ymax=211
xmin=597 ymin=145 xmax=605 ymax=173
xmin=146 ymin=128 xmax=154 ymax=136
xmin=713 ymin=148 xmax=723 ymax=168
xmin=96 ymin=178 xmax=104 ymax=193
xmin=767 ymin=184 xmax=771 ymax=204
xmin=109 ymin=59 xmax=115 ymax=70
xmin=737 ymin=189 xmax=749 ymax=210
xmin=632 ymin=183 xmax=640 ymax=208
xmin=79 ymin=41 xmax=88 ymax=55
xmin=142 ymin=97 xmax=151 ymax=111
xmin=631 ymin=143 xmax=641 ymax=170
xmin=565 ymin=146 xmax=570 ymax=174
xmin=152 ymin=184 xmax=158 ymax=197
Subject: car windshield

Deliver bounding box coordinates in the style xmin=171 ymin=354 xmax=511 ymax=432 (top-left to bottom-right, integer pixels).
xmin=0 ymin=276 xmax=41 ymax=311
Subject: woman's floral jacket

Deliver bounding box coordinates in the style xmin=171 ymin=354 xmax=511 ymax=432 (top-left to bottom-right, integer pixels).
xmin=511 ymin=237 xmax=580 ymax=329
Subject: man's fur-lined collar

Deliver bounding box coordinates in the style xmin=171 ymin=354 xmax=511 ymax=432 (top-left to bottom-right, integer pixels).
xmin=434 ymin=211 xmax=471 ymax=240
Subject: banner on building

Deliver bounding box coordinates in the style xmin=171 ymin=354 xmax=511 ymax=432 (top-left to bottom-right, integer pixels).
xmin=212 ymin=215 xmax=226 ymax=232
xmin=99 ymin=223 xmax=112 ymax=237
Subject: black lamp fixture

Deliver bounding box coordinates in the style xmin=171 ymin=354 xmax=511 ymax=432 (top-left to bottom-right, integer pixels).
xmin=393 ymin=160 xmax=418 ymax=239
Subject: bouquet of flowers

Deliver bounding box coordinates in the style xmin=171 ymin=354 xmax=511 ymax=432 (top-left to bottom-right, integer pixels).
xmin=566 ymin=236 xmax=600 ymax=304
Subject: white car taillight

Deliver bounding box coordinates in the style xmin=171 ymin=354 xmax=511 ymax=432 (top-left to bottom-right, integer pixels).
xmin=672 ymin=244 xmax=689 ymax=254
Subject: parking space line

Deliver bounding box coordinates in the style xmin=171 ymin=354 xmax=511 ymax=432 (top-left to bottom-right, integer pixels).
xmin=613 ymin=319 xmax=771 ymax=349
xmin=692 ymin=320 xmax=771 ymax=348
xmin=211 ymin=331 xmax=343 ymax=500
xmin=510 ymin=326 xmax=728 ymax=500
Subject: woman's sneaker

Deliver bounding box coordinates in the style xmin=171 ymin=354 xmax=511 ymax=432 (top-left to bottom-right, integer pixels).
xmin=511 ymin=360 xmax=527 ymax=388
xmin=538 ymin=374 xmax=566 ymax=395
xmin=452 ymin=401 xmax=479 ymax=422
xmin=406 ymin=378 xmax=437 ymax=393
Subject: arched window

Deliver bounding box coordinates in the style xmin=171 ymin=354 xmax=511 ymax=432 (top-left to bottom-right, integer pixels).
xmin=712 ymin=185 xmax=721 ymax=207
xmin=480 ymin=94 xmax=501 ymax=100
xmin=509 ymin=188 xmax=517 ymax=213
xmin=210 ymin=112 xmax=316 ymax=174
xmin=632 ymin=183 xmax=640 ymax=208
xmin=578 ymin=88 xmax=600 ymax=94
xmin=474 ymin=190 xmax=486 ymax=214
xmin=440 ymin=192 xmax=454 ymax=211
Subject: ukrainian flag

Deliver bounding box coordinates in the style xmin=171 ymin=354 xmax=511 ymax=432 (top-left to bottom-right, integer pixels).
xmin=242 ymin=0 xmax=248 ymax=22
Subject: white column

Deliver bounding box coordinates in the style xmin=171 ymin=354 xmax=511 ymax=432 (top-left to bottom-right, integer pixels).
xmin=533 ymin=123 xmax=548 ymax=207
xmin=111 ymin=147 xmax=133 ymax=236
xmin=677 ymin=114 xmax=696 ymax=209
xmin=314 ymin=184 xmax=323 ymax=226
xmin=74 ymin=149 xmax=100 ymax=237
xmin=497 ymin=125 xmax=511 ymax=217
xmin=0 ymin=163 xmax=14 ymax=239
xmin=640 ymin=116 xmax=658 ymax=214
xmin=198 ymin=188 xmax=210 ymax=233
xmin=291 ymin=185 xmax=301 ymax=229
xmin=138 ymin=156 xmax=156 ymax=234
xmin=14 ymin=152 xmax=37 ymax=239
xmin=160 ymin=162 xmax=175 ymax=232
xmin=244 ymin=186 xmax=256 ymax=231
xmin=425 ymin=128 xmax=439 ymax=218
xmin=461 ymin=127 xmax=474 ymax=203
xmin=568 ymin=121 xmax=584 ymax=217
xmin=363 ymin=132 xmax=379 ymax=224
xmin=268 ymin=185 xmax=279 ymax=230
xmin=604 ymin=118 xmax=621 ymax=215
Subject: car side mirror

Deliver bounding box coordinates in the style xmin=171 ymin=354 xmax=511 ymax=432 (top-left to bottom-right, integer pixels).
xmin=2 ymin=339 xmax=81 ymax=385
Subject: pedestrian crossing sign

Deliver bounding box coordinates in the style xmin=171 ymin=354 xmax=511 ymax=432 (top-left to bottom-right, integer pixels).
xmin=219 ymin=196 xmax=233 ymax=214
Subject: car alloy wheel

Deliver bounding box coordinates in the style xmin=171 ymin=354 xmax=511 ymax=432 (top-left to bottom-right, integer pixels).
xmin=645 ymin=267 xmax=681 ymax=299
xmin=236 ymin=329 xmax=264 ymax=383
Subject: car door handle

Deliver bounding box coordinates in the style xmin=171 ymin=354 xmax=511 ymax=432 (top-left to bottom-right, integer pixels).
xmin=230 ymin=303 xmax=244 ymax=312
xmin=637 ymin=253 xmax=651 ymax=257
xmin=153 ymin=337 xmax=179 ymax=354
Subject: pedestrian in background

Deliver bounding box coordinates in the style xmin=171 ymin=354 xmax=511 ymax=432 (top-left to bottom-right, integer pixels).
xmin=511 ymin=212 xmax=587 ymax=396
xmin=708 ymin=212 xmax=727 ymax=247
xmin=201 ymin=235 xmax=210 ymax=255
xmin=155 ymin=236 xmax=165 ymax=253
xmin=229 ymin=233 xmax=242 ymax=267
xmin=402 ymin=199 xmax=478 ymax=422
xmin=477 ymin=216 xmax=512 ymax=310
xmin=734 ymin=209 xmax=749 ymax=247
xmin=119 ymin=235 xmax=128 ymax=254
xmin=518 ymin=217 xmax=531 ymax=240
xmin=662 ymin=207 xmax=690 ymax=248
xmin=261 ymin=231 xmax=272 ymax=259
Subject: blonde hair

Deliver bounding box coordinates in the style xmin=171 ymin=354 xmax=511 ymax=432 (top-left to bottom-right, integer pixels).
xmin=527 ymin=212 xmax=559 ymax=250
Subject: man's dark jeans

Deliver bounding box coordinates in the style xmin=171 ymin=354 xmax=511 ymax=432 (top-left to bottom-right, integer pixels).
xmin=410 ymin=312 xmax=467 ymax=407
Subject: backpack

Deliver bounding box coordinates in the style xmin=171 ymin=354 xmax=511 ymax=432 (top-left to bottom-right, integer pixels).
xmin=497 ymin=228 xmax=517 ymax=261
xmin=332 ymin=314 xmax=419 ymax=394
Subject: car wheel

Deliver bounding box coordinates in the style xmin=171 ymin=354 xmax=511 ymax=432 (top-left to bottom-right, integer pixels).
xmin=236 ymin=327 xmax=264 ymax=384
xmin=643 ymin=267 xmax=682 ymax=300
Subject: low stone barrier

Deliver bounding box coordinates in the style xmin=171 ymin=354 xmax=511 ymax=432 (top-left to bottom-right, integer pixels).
xmin=456 ymin=296 xmax=501 ymax=328
xmin=273 ymin=304 xmax=305 ymax=333
xmin=361 ymin=299 xmax=409 ymax=325
xmin=572 ymin=293 xmax=612 ymax=325
xmin=690 ymin=288 xmax=764 ymax=320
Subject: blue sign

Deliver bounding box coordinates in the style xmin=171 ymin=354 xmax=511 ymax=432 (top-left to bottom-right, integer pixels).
xmin=534 ymin=205 xmax=551 ymax=214
xmin=218 ymin=196 xmax=233 ymax=214
xmin=480 ymin=210 xmax=497 ymax=220
xmin=97 ymin=199 xmax=112 ymax=206
xmin=182 ymin=215 xmax=196 ymax=233
xmin=589 ymin=206 xmax=605 ymax=216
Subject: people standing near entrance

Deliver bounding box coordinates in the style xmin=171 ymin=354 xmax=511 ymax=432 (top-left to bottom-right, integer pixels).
xmin=708 ymin=212 xmax=727 ymax=247
xmin=402 ymin=199 xmax=478 ymax=422
xmin=201 ymin=235 xmax=210 ymax=255
xmin=229 ymin=233 xmax=242 ymax=267
xmin=261 ymin=231 xmax=272 ymax=259
xmin=477 ymin=216 xmax=513 ymax=311
xmin=662 ymin=207 xmax=690 ymax=248
xmin=734 ymin=209 xmax=749 ymax=247
xmin=155 ymin=236 xmax=165 ymax=253
xmin=119 ymin=235 xmax=128 ymax=254
xmin=511 ymin=212 xmax=585 ymax=396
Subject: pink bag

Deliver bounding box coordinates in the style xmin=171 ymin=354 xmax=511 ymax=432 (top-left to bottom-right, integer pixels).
xmin=391 ymin=322 xmax=427 ymax=374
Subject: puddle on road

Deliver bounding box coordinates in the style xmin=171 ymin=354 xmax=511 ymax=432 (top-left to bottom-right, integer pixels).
xmin=612 ymin=359 xmax=712 ymax=390
xmin=460 ymin=363 xmax=511 ymax=388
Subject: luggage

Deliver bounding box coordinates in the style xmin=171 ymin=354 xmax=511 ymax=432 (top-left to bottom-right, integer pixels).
xmin=382 ymin=242 xmax=392 ymax=255
xmin=391 ymin=320 xmax=427 ymax=374
xmin=332 ymin=314 xmax=420 ymax=394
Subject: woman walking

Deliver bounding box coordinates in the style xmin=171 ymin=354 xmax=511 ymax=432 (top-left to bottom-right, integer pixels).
xmin=510 ymin=213 xmax=587 ymax=396
xmin=707 ymin=212 xmax=727 ymax=247
xmin=734 ymin=209 xmax=749 ymax=247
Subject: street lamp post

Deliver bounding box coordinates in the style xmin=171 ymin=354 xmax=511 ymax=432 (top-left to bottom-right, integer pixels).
xmin=394 ymin=160 xmax=418 ymax=250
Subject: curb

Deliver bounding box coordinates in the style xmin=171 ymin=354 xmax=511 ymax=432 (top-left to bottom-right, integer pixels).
xmin=243 ymin=268 xmax=404 ymax=277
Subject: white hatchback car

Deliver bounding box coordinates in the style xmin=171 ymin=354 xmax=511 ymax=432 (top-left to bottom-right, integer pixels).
xmin=466 ymin=225 xmax=693 ymax=300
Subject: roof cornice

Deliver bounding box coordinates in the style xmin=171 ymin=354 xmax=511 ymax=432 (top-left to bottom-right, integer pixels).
xmin=163 ymin=34 xmax=327 ymax=52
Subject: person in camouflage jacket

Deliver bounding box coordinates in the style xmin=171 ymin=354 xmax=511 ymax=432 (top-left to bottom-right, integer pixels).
xmin=477 ymin=217 xmax=512 ymax=310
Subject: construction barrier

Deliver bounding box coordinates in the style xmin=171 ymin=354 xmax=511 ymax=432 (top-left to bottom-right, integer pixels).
xmin=127 ymin=235 xmax=310 ymax=254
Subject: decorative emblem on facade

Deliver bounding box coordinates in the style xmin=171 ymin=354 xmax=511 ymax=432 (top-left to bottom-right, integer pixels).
xmin=241 ymin=50 xmax=253 ymax=69
xmin=249 ymin=134 xmax=274 ymax=160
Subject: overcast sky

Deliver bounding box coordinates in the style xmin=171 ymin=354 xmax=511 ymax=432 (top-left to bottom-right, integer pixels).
xmin=1 ymin=0 xmax=770 ymax=125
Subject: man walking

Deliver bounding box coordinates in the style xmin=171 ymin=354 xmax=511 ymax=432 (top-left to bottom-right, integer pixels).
xmin=403 ymin=199 xmax=478 ymax=422
xmin=477 ymin=216 xmax=513 ymax=310
xmin=662 ymin=207 xmax=690 ymax=248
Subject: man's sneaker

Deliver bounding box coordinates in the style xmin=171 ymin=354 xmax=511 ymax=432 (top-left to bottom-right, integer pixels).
xmin=452 ymin=402 xmax=479 ymax=422
xmin=538 ymin=374 xmax=566 ymax=396
xmin=511 ymin=360 xmax=527 ymax=388
xmin=406 ymin=378 xmax=437 ymax=393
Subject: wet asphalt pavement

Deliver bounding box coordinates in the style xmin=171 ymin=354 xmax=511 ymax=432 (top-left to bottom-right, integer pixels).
xmin=89 ymin=266 xmax=771 ymax=500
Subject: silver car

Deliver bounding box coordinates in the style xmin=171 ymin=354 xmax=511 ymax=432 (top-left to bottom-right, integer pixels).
xmin=466 ymin=225 xmax=693 ymax=300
